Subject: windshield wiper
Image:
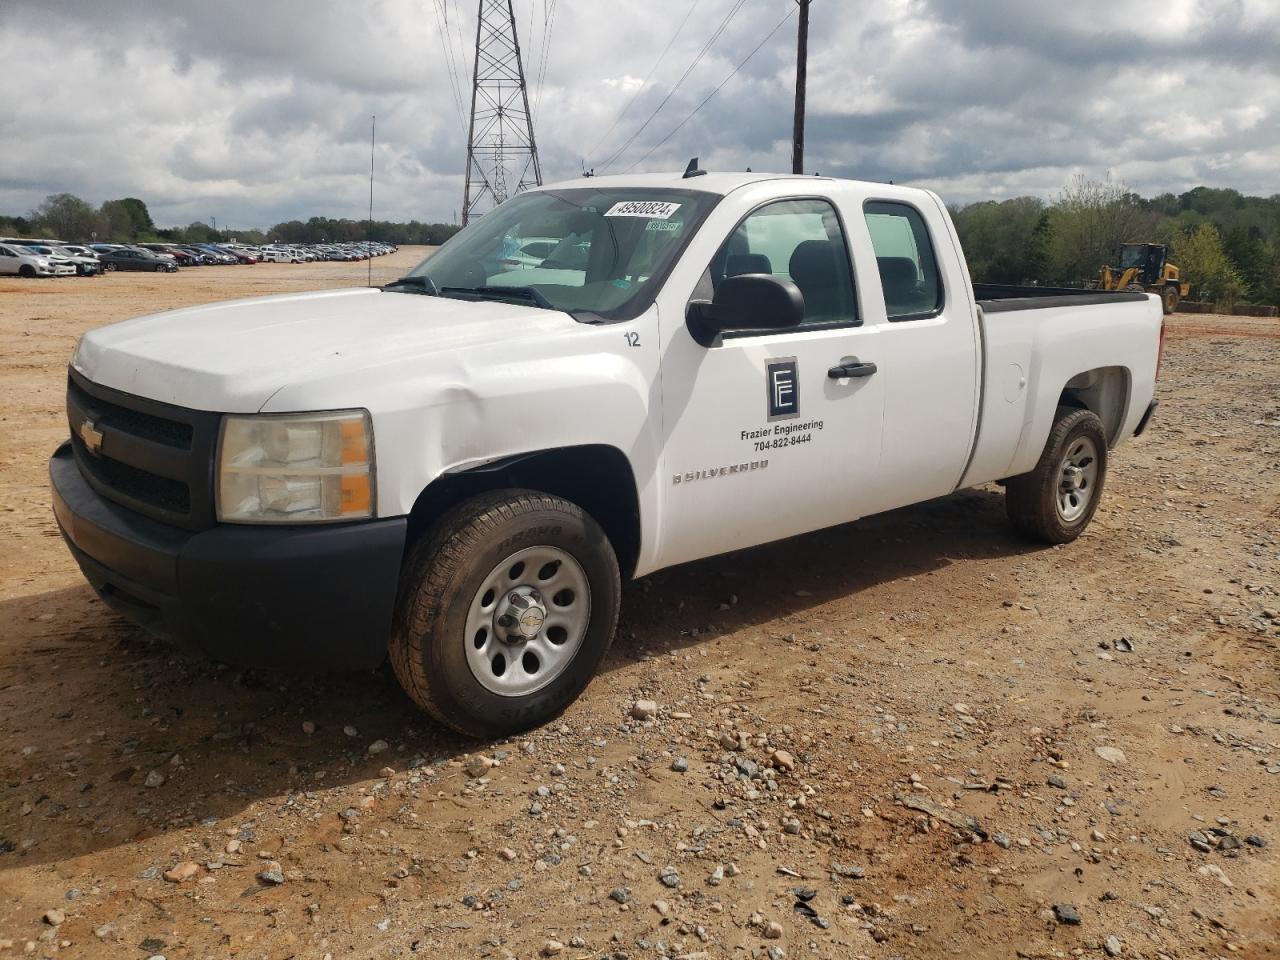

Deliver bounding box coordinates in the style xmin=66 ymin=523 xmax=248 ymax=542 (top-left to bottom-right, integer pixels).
xmin=382 ymin=275 xmax=438 ymax=295
xmin=439 ymin=285 xmax=555 ymax=310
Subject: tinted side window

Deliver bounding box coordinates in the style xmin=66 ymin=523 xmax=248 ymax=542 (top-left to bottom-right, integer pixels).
xmin=709 ymin=199 xmax=858 ymax=326
xmin=864 ymin=201 xmax=942 ymax=321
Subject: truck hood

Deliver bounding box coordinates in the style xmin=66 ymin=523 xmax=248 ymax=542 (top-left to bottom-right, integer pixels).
xmin=72 ymin=287 xmax=581 ymax=412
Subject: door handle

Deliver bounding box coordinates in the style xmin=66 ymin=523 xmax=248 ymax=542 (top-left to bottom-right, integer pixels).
xmin=827 ymin=359 xmax=877 ymax=379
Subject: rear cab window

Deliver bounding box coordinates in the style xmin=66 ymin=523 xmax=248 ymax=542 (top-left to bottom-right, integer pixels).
xmin=864 ymin=200 xmax=943 ymax=321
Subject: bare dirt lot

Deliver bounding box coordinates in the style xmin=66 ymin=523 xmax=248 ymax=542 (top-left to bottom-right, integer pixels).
xmin=0 ymin=250 xmax=1277 ymax=959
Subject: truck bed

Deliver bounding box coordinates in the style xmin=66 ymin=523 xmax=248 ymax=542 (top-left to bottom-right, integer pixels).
xmin=961 ymin=283 xmax=1162 ymax=492
xmin=973 ymin=284 xmax=1150 ymax=313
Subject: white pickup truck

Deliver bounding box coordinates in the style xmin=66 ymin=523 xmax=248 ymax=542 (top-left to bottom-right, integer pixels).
xmin=52 ymin=170 xmax=1163 ymax=736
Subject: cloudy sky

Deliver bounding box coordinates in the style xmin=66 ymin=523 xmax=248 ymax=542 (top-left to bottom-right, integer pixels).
xmin=2 ymin=0 xmax=1277 ymax=230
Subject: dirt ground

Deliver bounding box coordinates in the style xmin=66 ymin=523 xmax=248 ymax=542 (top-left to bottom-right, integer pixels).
xmin=0 ymin=250 xmax=1276 ymax=959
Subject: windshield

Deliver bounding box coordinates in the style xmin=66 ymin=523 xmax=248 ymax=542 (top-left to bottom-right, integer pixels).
xmin=1118 ymin=245 xmax=1145 ymax=269
xmin=398 ymin=187 xmax=720 ymax=321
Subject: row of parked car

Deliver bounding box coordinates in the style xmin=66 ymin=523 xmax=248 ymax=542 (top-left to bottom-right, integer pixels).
xmin=0 ymin=238 xmax=397 ymax=278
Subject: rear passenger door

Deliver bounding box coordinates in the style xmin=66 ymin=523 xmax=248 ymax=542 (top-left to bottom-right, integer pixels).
xmin=657 ymin=197 xmax=886 ymax=568
xmin=858 ymin=199 xmax=979 ymax=514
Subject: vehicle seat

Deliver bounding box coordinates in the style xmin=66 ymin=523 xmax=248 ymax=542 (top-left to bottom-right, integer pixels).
xmin=877 ymin=256 xmax=924 ymax=316
xmin=726 ymin=253 xmax=772 ymax=277
xmin=789 ymin=240 xmax=851 ymax=321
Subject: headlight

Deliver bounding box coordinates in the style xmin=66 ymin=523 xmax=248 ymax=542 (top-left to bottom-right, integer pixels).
xmin=216 ymin=410 xmax=375 ymax=523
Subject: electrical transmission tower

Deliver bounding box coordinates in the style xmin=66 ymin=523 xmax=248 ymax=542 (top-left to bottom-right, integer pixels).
xmin=462 ymin=0 xmax=542 ymax=225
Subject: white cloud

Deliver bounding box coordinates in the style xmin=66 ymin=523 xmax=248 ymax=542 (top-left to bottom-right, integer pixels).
xmin=1 ymin=0 xmax=1276 ymax=229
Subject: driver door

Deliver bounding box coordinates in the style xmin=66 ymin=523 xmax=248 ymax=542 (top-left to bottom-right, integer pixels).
xmin=657 ymin=197 xmax=885 ymax=568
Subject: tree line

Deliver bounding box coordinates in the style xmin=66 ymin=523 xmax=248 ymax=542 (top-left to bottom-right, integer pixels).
xmin=5 ymin=183 xmax=1277 ymax=307
xmin=951 ymin=177 xmax=1280 ymax=308
xmin=0 ymin=193 xmax=461 ymax=248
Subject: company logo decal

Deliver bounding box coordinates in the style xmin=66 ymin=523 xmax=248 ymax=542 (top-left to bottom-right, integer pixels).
xmin=766 ymin=358 xmax=799 ymax=421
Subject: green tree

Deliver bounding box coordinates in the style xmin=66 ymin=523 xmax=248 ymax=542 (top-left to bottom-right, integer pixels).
xmin=176 ymin=221 xmax=218 ymax=243
xmin=99 ymin=200 xmax=137 ymax=240
xmin=30 ymin=193 xmax=102 ymax=240
xmin=951 ymin=197 xmax=1048 ymax=284
xmin=1172 ymin=223 xmax=1246 ymax=307
xmin=0 ymin=215 xmax=34 ymax=237
xmin=1221 ymin=225 xmax=1280 ymax=304
xmin=1044 ymin=175 xmax=1155 ymax=284
xmin=118 ymin=197 xmax=155 ymax=237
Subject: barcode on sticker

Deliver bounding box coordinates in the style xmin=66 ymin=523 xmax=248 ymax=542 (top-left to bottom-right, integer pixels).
xmin=604 ymin=201 xmax=682 ymax=219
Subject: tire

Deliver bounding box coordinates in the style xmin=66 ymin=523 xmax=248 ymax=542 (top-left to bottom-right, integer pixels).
xmin=1005 ymin=407 xmax=1108 ymax=544
xmin=390 ymin=490 xmax=621 ymax=738
xmin=18 ymin=265 xmax=35 ymax=278
xmin=154 ymin=263 xmax=165 ymax=272
xmin=104 ymin=262 xmax=116 ymax=272
xmin=1162 ymin=285 xmax=1179 ymax=314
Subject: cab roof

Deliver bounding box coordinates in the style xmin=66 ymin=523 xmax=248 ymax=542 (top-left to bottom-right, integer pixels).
xmin=539 ymin=170 xmax=841 ymax=196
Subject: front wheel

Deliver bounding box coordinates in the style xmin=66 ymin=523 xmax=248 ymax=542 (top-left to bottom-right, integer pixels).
xmin=1005 ymin=407 xmax=1108 ymax=544
xmin=1162 ymin=285 xmax=1179 ymax=314
xmin=389 ymin=490 xmax=621 ymax=738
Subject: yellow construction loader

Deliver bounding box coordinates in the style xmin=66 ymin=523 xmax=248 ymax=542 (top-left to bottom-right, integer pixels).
xmin=1095 ymin=243 xmax=1190 ymax=314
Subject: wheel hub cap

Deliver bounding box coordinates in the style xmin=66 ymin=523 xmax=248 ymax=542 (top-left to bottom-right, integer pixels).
xmin=497 ymin=590 xmax=547 ymax=643
xmin=1056 ymin=436 xmax=1099 ymax=523
xmin=464 ymin=545 xmax=591 ymax=697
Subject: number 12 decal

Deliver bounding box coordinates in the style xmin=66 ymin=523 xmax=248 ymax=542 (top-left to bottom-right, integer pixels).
xmin=624 ymin=332 xmax=641 ymax=347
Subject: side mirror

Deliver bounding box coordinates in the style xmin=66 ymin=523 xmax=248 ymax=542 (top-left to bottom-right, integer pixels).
xmin=687 ymin=273 xmax=805 ymax=347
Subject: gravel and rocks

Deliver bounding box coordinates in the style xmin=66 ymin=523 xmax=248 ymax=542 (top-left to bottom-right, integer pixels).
xmin=0 ymin=286 xmax=1275 ymax=959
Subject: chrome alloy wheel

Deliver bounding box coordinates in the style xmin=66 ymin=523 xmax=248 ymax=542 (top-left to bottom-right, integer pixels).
xmin=1056 ymin=435 xmax=1099 ymax=523
xmin=464 ymin=546 xmax=591 ymax=697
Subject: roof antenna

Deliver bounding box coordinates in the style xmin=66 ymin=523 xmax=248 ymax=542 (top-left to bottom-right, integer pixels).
xmin=683 ymin=157 xmax=707 ymax=179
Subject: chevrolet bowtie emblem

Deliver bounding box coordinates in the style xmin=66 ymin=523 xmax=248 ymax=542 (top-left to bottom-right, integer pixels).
xmin=79 ymin=419 xmax=104 ymax=455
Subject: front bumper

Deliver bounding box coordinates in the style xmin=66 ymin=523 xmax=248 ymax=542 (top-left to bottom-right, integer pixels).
xmin=50 ymin=441 xmax=407 ymax=670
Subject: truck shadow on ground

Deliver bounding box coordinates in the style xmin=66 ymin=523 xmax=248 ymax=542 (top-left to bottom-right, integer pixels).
xmin=0 ymin=486 xmax=1038 ymax=869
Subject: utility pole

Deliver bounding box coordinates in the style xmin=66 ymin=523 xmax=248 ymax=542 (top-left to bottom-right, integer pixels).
xmin=791 ymin=0 xmax=810 ymax=175
xmin=462 ymin=0 xmax=542 ymax=225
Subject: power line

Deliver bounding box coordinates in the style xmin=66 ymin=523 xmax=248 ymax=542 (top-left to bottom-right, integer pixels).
xmin=625 ymin=2 xmax=799 ymax=173
xmin=447 ymin=0 xmax=474 ymax=112
xmin=583 ymin=0 xmax=702 ymax=166
xmin=597 ymin=0 xmax=749 ymax=172
xmin=532 ymin=0 xmax=558 ymax=121
xmin=431 ymin=0 xmax=469 ymax=135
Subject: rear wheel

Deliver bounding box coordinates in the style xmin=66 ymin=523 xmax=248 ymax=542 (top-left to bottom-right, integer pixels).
xmin=1006 ymin=407 xmax=1108 ymax=544
xmin=389 ymin=490 xmax=621 ymax=738
xmin=1162 ymin=284 xmax=1179 ymax=314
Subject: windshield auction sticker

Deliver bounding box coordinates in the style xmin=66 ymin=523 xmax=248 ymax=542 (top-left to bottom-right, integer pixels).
xmin=604 ymin=201 xmax=682 ymax=219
